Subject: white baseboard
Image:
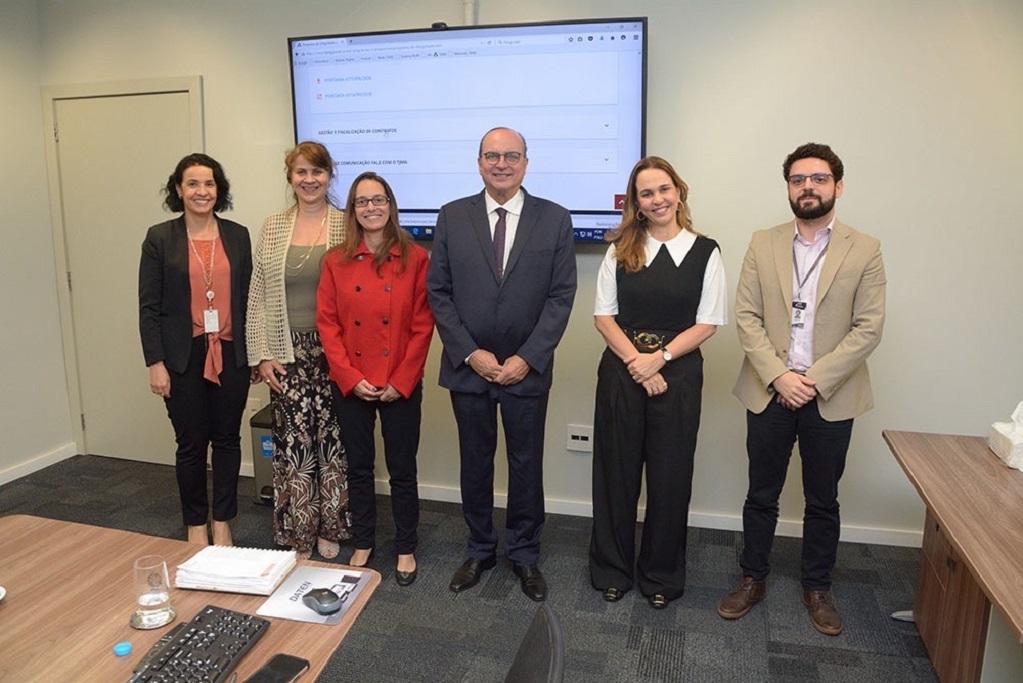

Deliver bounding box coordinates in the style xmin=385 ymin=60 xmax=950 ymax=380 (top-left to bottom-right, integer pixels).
xmin=0 ymin=442 xmax=78 ymax=486
xmin=687 ymin=512 xmax=921 ymax=548
xmin=405 ymin=482 xmax=923 ymax=548
xmin=2 ymin=455 xmax=920 ymax=548
xmin=833 ymin=521 xmax=922 ymax=548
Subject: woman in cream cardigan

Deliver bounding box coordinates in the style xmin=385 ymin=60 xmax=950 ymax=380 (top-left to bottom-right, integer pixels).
xmin=247 ymin=141 xmax=351 ymax=559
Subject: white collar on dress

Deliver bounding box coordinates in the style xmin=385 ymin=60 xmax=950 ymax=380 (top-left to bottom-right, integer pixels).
xmin=643 ymin=229 xmax=696 ymax=267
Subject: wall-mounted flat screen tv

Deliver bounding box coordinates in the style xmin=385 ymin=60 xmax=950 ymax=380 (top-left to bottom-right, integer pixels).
xmin=289 ymin=17 xmax=647 ymax=242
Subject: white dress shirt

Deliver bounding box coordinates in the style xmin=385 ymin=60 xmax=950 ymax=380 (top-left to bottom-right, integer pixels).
xmin=787 ymin=219 xmax=833 ymax=372
xmin=484 ymin=189 xmax=524 ymax=272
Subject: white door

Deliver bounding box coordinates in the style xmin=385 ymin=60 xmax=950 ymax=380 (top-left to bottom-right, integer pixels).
xmin=50 ymin=83 xmax=200 ymax=464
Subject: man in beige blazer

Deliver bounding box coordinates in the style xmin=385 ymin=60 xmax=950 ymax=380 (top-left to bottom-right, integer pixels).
xmin=718 ymin=143 xmax=885 ymax=636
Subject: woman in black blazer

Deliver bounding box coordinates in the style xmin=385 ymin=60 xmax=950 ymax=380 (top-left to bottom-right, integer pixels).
xmin=139 ymin=153 xmax=252 ymax=546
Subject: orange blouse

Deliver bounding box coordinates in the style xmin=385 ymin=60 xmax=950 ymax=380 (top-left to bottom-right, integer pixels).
xmin=188 ymin=236 xmax=232 ymax=383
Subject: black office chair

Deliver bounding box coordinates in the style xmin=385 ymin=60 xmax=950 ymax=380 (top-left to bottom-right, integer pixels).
xmin=504 ymin=602 xmax=566 ymax=683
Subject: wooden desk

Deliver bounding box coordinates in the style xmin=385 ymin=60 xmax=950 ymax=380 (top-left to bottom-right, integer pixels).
xmin=0 ymin=515 xmax=380 ymax=681
xmin=883 ymin=431 xmax=1023 ymax=683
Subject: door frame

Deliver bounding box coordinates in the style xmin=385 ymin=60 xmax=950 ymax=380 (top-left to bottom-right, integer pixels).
xmin=42 ymin=76 xmax=204 ymax=454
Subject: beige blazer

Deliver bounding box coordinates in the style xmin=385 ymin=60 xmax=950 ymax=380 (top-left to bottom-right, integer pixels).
xmin=732 ymin=219 xmax=886 ymax=421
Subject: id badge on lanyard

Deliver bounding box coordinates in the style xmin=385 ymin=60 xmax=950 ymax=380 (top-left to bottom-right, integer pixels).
xmin=791 ymin=300 xmax=806 ymax=328
xmin=204 ymin=308 xmax=220 ymax=334
xmin=792 ymin=240 xmax=828 ymax=330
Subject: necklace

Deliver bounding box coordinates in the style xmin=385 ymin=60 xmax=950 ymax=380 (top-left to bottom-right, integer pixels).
xmin=187 ymin=224 xmax=218 ymax=307
xmin=286 ymin=209 xmax=327 ymax=276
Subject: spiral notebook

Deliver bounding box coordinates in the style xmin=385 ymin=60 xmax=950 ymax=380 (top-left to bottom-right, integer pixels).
xmin=175 ymin=545 xmax=297 ymax=595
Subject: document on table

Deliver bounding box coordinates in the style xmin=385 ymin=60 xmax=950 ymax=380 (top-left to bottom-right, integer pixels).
xmin=175 ymin=545 xmax=297 ymax=595
xmin=257 ymin=565 xmax=369 ymax=625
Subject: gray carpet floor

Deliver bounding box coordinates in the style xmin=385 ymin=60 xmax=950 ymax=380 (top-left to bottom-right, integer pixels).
xmin=0 ymin=455 xmax=937 ymax=682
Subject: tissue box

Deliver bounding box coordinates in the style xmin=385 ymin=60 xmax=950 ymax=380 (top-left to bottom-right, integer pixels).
xmin=988 ymin=421 xmax=1023 ymax=471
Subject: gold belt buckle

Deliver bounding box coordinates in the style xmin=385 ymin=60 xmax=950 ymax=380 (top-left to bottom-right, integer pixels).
xmin=632 ymin=331 xmax=663 ymax=351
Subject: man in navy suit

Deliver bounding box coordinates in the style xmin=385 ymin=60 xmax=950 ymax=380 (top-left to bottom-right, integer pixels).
xmin=427 ymin=127 xmax=577 ymax=601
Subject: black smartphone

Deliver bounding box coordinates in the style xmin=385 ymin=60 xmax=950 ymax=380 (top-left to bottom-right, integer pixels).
xmin=241 ymin=653 xmax=310 ymax=683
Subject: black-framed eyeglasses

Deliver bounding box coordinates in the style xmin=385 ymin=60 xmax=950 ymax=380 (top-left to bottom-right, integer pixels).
xmin=787 ymin=173 xmax=834 ymax=187
xmin=480 ymin=151 xmax=524 ymax=165
xmin=353 ymin=195 xmax=390 ymax=207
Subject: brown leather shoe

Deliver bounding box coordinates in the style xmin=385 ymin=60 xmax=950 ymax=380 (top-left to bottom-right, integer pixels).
xmin=717 ymin=577 xmax=766 ymax=619
xmin=803 ymin=590 xmax=843 ymax=636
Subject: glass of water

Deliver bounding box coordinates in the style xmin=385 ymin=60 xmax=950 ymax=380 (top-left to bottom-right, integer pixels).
xmin=130 ymin=555 xmax=176 ymax=629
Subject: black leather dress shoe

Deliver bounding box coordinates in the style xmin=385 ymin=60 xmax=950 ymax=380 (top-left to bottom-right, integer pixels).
xmin=395 ymin=567 xmax=417 ymax=587
xmin=512 ymin=563 xmax=548 ymax=602
xmin=603 ymin=587 xmax=624 ymax=602
xmin=648 ymin=594 xmax=669 ymax=609
xmin=449 ymin=556 xmax=496 ymax=592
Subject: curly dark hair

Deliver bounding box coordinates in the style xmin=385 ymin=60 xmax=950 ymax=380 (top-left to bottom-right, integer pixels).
xmin=162 ymin=153 xmax=233 ymax=212
xmin=783 ymin=143 xmax=844 ymax=182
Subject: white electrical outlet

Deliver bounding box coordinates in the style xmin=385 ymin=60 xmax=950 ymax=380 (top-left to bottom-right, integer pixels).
xmin=567 ymin=424 xmax=594 ymax=453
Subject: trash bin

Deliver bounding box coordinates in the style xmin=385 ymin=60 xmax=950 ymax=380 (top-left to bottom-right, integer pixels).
xmin=250 ymin=405 xmax=274 ymax=505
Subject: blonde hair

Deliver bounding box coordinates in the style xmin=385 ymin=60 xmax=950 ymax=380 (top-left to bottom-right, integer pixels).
xmin=605 ymin=156 xmax=695 ymax=273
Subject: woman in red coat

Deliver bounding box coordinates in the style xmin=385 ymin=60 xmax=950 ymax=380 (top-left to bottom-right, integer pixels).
xmin=317 ymin=172 xmax=434 ymax=585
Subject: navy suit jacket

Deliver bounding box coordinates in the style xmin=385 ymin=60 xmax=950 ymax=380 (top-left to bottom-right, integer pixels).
xmin=139 ymin=216 xmax=252 ymax=373
xmin=426 ymin=188 xmax=577 ymax=396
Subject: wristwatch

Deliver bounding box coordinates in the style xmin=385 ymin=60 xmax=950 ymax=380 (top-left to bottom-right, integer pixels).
xmin=662 ymin=348 xmax=673 ymax=362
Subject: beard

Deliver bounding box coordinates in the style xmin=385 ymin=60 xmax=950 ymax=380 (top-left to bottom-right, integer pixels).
xmin=790 ymin=191 xmax=835 ymax=220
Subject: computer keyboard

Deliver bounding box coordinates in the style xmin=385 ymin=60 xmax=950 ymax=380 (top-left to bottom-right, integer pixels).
xmin=127 ymin=604 xmax=270 ymax=683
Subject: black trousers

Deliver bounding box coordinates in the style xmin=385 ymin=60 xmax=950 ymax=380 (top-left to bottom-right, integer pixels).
xmin=164 ymin=337 xmax=249 ymax=526
xmin=334 ymin=383 xmax=422 ymax=555
xmin=450 ymin=388 xmax=548 ymax=566
xmin=740 ymin=398 xmax=853 ymax=590
xmin=589 ymin=348 xmax=702 ymax=600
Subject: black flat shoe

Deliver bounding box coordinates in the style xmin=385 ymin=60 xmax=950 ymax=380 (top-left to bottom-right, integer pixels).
xmin=648 ymin=594 xmax=669 ymax=609
xmin=603 ymin=587 xmax=624 ymax=602
xmin=395 ymin=567 xmax=418 ymax=587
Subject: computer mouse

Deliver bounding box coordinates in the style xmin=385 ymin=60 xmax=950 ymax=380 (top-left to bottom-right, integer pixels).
xmin=302 ymin=587 xmax=342 ymax=615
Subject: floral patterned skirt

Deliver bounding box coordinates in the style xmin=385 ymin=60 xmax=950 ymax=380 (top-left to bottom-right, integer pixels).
xmin=270 ymin=331 xmax=352 ymax=553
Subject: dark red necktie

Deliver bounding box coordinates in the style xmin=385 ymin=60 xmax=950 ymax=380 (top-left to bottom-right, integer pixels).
xmin=493 ymin=207 xmax=507 ymax=278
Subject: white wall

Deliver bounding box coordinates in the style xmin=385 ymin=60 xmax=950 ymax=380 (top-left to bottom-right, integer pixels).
xmin=7 ymin=0 xmax=1021 ymax=545
xmin=0 ymin=0 xmax=76 ymax=484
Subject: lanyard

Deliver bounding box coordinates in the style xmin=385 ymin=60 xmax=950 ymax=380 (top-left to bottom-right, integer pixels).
xmin=793 ymin=242 xmax=828 ymax=301
xmin=188 ymin=232 xmax=217 ymax=309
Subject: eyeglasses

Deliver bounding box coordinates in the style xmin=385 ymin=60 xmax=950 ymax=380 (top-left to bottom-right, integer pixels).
xmin=787 ymin=173 xmax=834 ymax=187
xmin=481 ymin=151 xmax=524 ymax=165
xmin=353 ymin=195 xmax=390 ymax=207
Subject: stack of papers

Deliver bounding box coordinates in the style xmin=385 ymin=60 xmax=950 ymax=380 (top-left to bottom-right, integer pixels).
xmin=175 ymin=546 xmax=297 ymax=595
